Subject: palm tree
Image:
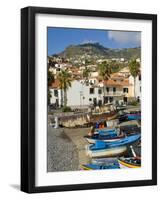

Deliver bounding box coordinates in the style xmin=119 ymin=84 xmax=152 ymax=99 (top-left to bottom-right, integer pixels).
xmin=82 ymin=66 xmax=90 ymax=84
xmin=48 ymin=70 xmax=55 ymax=105
xmin=98 ymin=61 xmax=112 ymax=103
xmin=58 ymin=69 xmax=72 ymax=107
xmin=129 ymin=59 xmax=140 ymax=99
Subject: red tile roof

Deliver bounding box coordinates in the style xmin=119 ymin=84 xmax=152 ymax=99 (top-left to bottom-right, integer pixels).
xmin=103 ymin=79 xmax=130 ymax=87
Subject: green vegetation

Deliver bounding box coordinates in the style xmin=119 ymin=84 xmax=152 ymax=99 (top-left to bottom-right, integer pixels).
xmin=129 ymin=59 xmax=140 ymax=98
xmin=57 ymin=43 xmax=141 ymax=60
xmin=48 ymin=70 xmax=55 ymax=105
xmin=82 ymin=66 xmax=91 ymax=82
xmin=62 ymin=106 xmax=72 ymax=112
xmin=58 ymin=69 xmax=72 ymax=107
xmin=130 ymin=100 xmax=139 ymax=106
xmin=98 ymin=61 xmax=112 ymax=102
xmin=98 ymin=61 xmax=111 ymax=80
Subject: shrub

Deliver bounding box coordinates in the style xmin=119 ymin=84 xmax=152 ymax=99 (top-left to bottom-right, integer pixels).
xmin=130 ymin=100 xmax=138 ymax=106
xmin=62 ymin=106 xmax=72 ymax=112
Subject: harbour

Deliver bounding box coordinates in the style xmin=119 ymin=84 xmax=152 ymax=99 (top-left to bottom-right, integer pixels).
xmin=47 ymin=107 xmax=141 ymax=171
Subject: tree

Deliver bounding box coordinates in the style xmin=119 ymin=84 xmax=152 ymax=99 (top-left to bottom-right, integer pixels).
xmin=129 ymin=59 xmax=140 ymax=99
xmin=58 ymin=69 xmax=72 ymax=107
xmin=98 ymin=61 xmax=112 ymax=103
xmin=48 ymin=70 xmax=55 ymax=105
xmin=48 ymin=70 xmax=55 ymax=86
xmin=82 ymin=66 xmax=90 ymax=84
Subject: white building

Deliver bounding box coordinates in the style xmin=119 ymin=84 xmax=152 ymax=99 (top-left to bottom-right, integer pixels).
xmin=50 ymin=76 xmax=134 ymax=108
xmin=50 ymin=79 xmax=104 ymax=108
xmin=49 ymin=79 xmax=62 ymax=106
xmin=129 ymin=74 xmax=141 ymax=101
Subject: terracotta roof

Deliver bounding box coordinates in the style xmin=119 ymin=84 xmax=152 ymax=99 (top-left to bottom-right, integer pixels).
xmin=104 ymin=79 xmax=130 ymax=87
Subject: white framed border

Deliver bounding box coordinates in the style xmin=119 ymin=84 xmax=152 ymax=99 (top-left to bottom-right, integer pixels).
xmin=35 ymin=14 xmax=152 ymax=187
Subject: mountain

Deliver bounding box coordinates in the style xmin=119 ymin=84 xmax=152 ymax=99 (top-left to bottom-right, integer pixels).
xmin=54 ymin=42 xmax=141 ymax=60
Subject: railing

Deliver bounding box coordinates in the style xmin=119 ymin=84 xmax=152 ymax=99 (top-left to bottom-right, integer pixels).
xmin=105 ymin=92 xmax=123 ymax=96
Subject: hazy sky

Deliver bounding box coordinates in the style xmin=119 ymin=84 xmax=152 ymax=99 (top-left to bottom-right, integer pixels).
xmin=47 ymin=27 xmax=141 ymax=56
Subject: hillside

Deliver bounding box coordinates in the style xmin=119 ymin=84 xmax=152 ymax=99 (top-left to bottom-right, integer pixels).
xmin=54 ymin=42 xmax=141 ymax=60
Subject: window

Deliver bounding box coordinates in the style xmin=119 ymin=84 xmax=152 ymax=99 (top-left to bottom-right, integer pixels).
xmin=93 ymin=98 xmax=97 ymax=106
xmin=123 ymin=88 xmax=128 ymax=93
xmin=109 ymin=97 xmax=113 ymax=102
xmin=98 ymin=89 xmax=102 ymax=94
xmin=98 ymin=100 xmax=102 ymax=106
xmin=89 ymin=88 xmax=94 ymax=94
xmin=89 ymin=98 xmax=92 ymax=101
xmin=106 ymin=87 xmax=109 ymax=93
xmin=54 ymin=90 xmax=58 ymax=97
xmin=139 ymin=75 xmax=141 ymax=81
xmin=113 ymin=87 xmax=116 ymax=92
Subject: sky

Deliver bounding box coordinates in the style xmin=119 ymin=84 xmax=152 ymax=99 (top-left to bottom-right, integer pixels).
xmin=47 ymin=27 xmax=141 ymax=56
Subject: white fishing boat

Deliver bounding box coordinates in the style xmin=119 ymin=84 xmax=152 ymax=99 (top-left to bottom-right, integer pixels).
xmin=86 ymin=134 xmax=141 ymax=158
xmin=86 ymin=145 xmax=127 ymax=158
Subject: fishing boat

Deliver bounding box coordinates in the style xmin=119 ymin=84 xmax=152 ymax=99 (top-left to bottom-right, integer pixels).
xmin=118 ymin=114 xmax=128 ymax=123
xmin=126 ymin=111 xmax=141 ymax=120
xmin=81 ymin=162 xmax=120 ymax=170
xmin=95 ymin=128 xmax=117 ymax=135
xmin=118 ymin=157 xmax=141 ymax=169
xmin=84 ymin=131 xmax=124 ymax=144
xmin=86 ymin=134 xmax=141 ymax=158
xmin=90 ymin=111 xmax=118 ymax=123
xmin=118 ymin=145 xmax=141 ymax=169
xmin=120 ymin=125 xmax=141 ymax=135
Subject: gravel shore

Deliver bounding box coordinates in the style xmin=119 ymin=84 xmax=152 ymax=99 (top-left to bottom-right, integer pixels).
xmin=47 ymin=126 xmax=79 ymax=172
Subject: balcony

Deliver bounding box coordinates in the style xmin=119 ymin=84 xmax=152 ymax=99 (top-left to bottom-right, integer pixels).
xmin=105 ymin=91 xmax=124 ymax=96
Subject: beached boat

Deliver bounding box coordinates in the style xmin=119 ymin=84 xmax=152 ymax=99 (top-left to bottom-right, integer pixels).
xmin=126 ymin=113 xmax=141 ymax=120
xmin=118 ymin=157 xmax=141 ymax=169
xmin=120 ymin=125 xmax=141 ymax=135
xmin=81 ymin=163 xmax=120 ymax=170
xmin=86 ymin=134 xmax=141 ymax=158
xmin=84 ymin=131 xmax=124 ymax=144
xmin=95 ymin=128 xmax=117 ymax=135
xmin=118 ymin=114 xmax=128 ymax=123
xmin=90 ymin=111 xmax=118 ymax=123
xmin=84 ymin=135 xmax=125 ymax=144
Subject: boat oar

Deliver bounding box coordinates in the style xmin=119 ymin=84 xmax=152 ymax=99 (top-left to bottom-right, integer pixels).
xmin=130 ymin=145 xmax=137 ymax=157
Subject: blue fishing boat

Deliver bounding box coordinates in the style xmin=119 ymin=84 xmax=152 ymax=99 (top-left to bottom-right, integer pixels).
xmin=126 ymin=111 xmax=141 ymax=120
xmin=86 ymin=134 xmax=141 ymax=158
xmin=81 ymin=163 xmax=120 ymax=170
xmin=84 ymin=131 xmax=124 ymax=144
xmin=95 ymin=128 xmax=117 ymax=135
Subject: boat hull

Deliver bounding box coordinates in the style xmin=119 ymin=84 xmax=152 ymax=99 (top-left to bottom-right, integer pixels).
xmin=127 ymin=115 xmax=141 ymax=120
xmin=118 ymin=158 xmax=141 ymax=169
xmin=86 ymin=137 xmax=122 ymax=144
xmin=86 ymin=145 xmax=127 ymax=158
xmin=81 ymin=163 xmax=120 ymax=170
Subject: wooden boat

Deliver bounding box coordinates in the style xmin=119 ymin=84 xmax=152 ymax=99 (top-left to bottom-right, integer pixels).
xmin=118 ymin=114 xmax=128 ymax=123
xmin=126 ymin=111 xmax=141 ymax=120
xmin=120 ymin=125 xmax=141 ymax=135
xmin=84 ymin=131 xmax=125 ymax=144
xmin=90 ymin=111 xmax=118 ymax=123
xmin=118 ymin=145 xmax=141 ymax=168
xmin=81 ymin=163 xmax=120 ymax=170
xmin=95 ymin=128 xmax=117 ymax=135
xmin=126 ymin=113 xmax=141 ymax=120
xmin=86 ymin=134 xmax=141 ymax=158
xmin=118 ymin=157 xmax=141 ymax=169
